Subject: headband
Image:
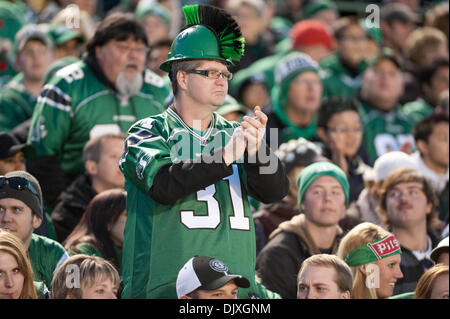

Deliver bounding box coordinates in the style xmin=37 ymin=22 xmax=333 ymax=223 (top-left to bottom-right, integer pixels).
xmin=344 ymin=235 xmax=402 ymax=267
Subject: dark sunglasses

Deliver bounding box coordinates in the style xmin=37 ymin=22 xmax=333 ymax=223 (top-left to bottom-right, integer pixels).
xmin=0 ymin=176 xmax=39 ymax=197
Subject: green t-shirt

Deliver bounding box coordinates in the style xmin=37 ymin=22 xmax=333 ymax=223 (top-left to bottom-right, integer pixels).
xmin=28 ymin=233 xmax=69 ymax=288
xmin=358 ymin=100 xmax=415 ymax=163
xmin=0 ymin=72 xmax=37 ymax=131
xmin=28 ymin=60 xmax=171 ymax=178
xmin=319 ymin=53 xmax=367 ymax=99
xmin=119 ymin=109 xmax=267 ymax=299
xmin=399 ymin=98 xmax=434 ymax=125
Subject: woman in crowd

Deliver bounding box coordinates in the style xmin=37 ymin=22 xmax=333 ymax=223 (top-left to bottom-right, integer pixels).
xmin=337 ymin=222 xmax=404 ymax=299
xmin=0 ymin=229 xmax=37 ymax=299
xmin=63 ymin=189 xmax=126 ymax=275
xmin=414 ymin=263 xmax=449 ymax=299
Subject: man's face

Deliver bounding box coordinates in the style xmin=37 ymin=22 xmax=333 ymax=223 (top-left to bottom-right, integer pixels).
xmin=16 ymin=40 xmax=53 ymax=83
xmin=96 ymin=38 xmax=147 ymax=91
xmin=193 ymin=281 xmax=239 ymax=299
xmin=372 ymin=254 xmax=403 ymax=299
xmin=337 ymin=24 xmax=367 ymax=68
xmin=301 ymin=176 xmax=346 ymax=227
xmin=324 ymin=110 xmax=363 ymax=158
xmin=363 ymin=59 xmax=403 ymax=109
xmin=90 ymin=138 xmax=125 ymax=191
xmin=182 ymin=60 xmax=229 ymax=108
xmin=232 ymin=4 xmax=262 ymax=44
xmin=0 ymin=251 xmax=25 ymax=299
xmin=0 ymin=198 xmax=41 ymax=246
xmin=385 ymin=181 xmax=432 ymax=228
xmin=386 ymin=21 xmax=415 ymax=51
xmin=143 ymin=15 xmax=169 ymax=45
xmin=421 ymin=121 xmax=449 ymax=169
xmin=0 ymin=152 xmax=25 ymax=175
xmin=297 ymin=265 xmax=349 ymax=299
xmin=287 ymin=71 xmax=322 ymax=113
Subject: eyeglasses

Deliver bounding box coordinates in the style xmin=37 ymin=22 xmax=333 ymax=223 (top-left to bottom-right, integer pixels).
xmin=327 ymin=126 xmax=363 ymax=134
xmin=186 ymin=69 xmax=233 ymax=81
xmin=0 ymin=176 xmax=39 ymax=197
xmin=115 ymin=43 xmax=149 ymax=56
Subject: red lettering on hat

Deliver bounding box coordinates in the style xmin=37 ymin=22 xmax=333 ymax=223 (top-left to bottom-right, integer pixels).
xmin=370 ymin=235 xmax=401 ymax=258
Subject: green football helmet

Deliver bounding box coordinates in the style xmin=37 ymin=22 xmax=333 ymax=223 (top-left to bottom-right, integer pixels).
xmin=160 ymin=4 xmax=245 ymax=73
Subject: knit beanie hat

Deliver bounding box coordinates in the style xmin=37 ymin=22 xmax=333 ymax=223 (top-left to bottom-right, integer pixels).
xmin=272 ymin=51 xmax=319 ymax=113
xmin=0 ymin=171 xmax=43 ymax=218
xmin=290 ymin=19 xmax=335 ymax=50
xmin=296 ymin=161 xmax=350 ymax=209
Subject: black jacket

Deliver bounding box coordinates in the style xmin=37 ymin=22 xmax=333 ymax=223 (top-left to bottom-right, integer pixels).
xmin=51 ymin=173 xmax=97 ymax=242
xmin=255 ymin=214 xmax=344 ymax=299
xmin=393 ymin=229 xmax=442 ymax=295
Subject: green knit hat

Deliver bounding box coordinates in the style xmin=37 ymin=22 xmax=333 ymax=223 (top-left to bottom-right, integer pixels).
xmin=271 ymin=51 xmax=319 ymax=131
xmin=296 ymin=161 xmax=350 ymax=210
xmin=135 ymin=2 xmax=171 ymax=27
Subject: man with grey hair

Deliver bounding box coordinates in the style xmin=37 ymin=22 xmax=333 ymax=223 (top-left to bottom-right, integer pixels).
xmin=27 ymin=12 xmax=171 ymax=203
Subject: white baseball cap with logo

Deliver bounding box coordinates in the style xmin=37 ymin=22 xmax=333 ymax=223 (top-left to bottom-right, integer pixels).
xmin=176 ymin=255 xmax=250 ymax=298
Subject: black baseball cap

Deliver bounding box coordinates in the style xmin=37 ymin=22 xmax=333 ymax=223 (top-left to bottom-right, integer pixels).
xmin=176 ymin=256 xmax=250 ymax=298
xmin=0 ymin=132 xmax=35 ymax=160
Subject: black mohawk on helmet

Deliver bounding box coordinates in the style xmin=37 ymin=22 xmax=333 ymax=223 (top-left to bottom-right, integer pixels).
xmin=182 ymin=4 xmax=245 ymax=62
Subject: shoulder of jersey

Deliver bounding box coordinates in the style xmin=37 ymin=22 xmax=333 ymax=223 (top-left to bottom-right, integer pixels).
xmin=143 ymin=69 xmax=166 ymax=88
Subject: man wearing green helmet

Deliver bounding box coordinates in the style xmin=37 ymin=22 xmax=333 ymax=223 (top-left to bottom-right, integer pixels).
xmin=119 ymin=4 xmax=289 ymax=299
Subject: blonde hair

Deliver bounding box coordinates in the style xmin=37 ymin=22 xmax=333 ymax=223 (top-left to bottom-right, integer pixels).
xmin=51 ymin=254 xmax=120 ymax=299
xmin=0 ymin=230 xmax=37 ymax=299
xmin=414 ymin=264 xmax=449 ymax=299
xmin=336 ymin=222 xmax=392 ymax=299
xmin=405 ymin=27 xmax=448 ymax=65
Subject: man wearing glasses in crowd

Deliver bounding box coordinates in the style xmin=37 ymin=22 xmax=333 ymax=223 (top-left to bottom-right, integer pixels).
xmin=119 ymin=4 xmax=288 ymax=299
xmin=27 ymin=13 xmax=171 ymax=205
xmin=0 ymin=171 xmax=69 ymax=289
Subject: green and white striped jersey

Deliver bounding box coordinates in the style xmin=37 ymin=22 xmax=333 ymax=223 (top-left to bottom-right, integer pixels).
xmin=28 ymin=59 xmax=171 ymax=178
xmin=119 ymin=108 xmax=269 ymax=299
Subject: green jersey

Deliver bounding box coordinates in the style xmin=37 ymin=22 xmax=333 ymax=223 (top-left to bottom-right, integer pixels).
xmin=400 ymin=98 xmax=434 ymax=125
xmin=28 ymin=233 xmax=69 ymax=288
xmin=28 ymin=59 xmax=171 ymax=178
xmin=0 ymin=72 xmax=37 ymax=131
xmin=358 ymin=100 xmax=415 ymax=164
xmin=119 ymin=108 xmax=286 ymax=299
xmin=319 ymin=53 xmax=367 ymax=99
